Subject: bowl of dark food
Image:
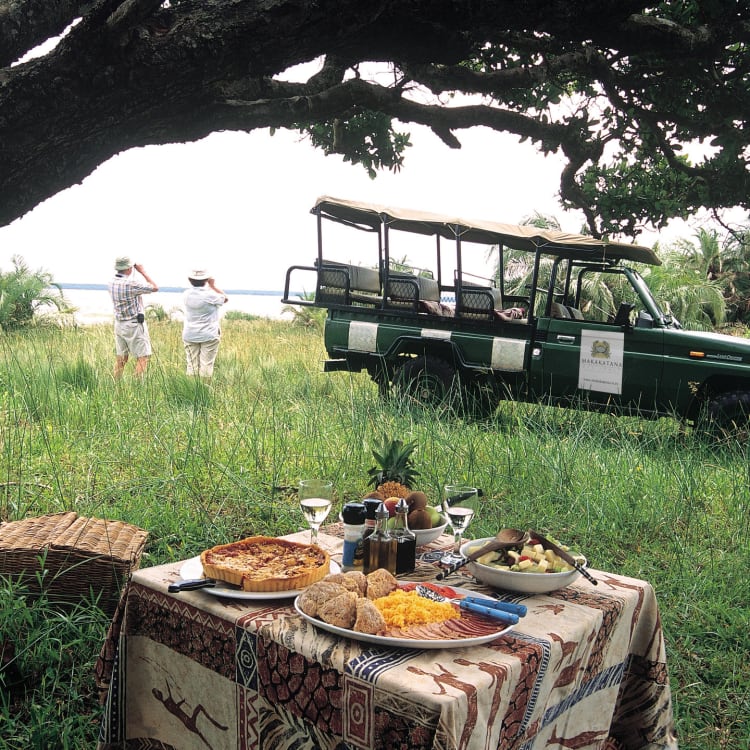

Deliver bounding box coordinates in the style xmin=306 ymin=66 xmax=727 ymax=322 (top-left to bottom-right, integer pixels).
xmin=460 ymin=534 xmax=588 ymax=593
xmin=411 ymin=514 xmax=449 ymax=547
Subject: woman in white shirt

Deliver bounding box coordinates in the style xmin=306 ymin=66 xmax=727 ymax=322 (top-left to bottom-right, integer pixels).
xmin=182 ymin=269 xmax=228 ymax=378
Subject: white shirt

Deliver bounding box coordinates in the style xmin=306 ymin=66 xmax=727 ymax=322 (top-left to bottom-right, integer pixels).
xmin=182 ymin=287 xmax=226 ymax=342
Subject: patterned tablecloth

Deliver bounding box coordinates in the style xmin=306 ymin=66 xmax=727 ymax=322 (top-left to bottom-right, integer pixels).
xmin=97 ymin=530 xmax=677 ymax=750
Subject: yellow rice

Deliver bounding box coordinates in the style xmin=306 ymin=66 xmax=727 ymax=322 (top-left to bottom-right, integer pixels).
xmin=373 ymin=589 xmax=460 ymax=628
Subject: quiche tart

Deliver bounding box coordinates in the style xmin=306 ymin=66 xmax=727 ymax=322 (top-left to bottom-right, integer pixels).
xmin=200 ymin=536 xmax=330 ymax=592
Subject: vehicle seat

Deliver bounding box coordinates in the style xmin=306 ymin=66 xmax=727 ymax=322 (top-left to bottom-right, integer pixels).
xmin=551 ymin=302 xmax=571 ymax=319
xmin=385 ymin=273 xmax=420 ymax=311
xmin=317 ymin=261 xmax=382 ymax=306
xmin=456 ymin=282 xmax=503 ymax=321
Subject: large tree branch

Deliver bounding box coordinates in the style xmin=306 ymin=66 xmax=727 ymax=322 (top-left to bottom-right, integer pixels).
xmin=223 ymin=78 xmax=575 ymax=148
xmin=1 ymin=0 xmax=749 ymax=234
xmin=0 ymin=0 xmax=88 ymax=67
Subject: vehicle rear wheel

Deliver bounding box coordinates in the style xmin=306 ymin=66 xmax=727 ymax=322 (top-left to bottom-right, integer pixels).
xmin=394 ymin=356 xmax=457 ymax=409
xmin=462 ymin=377 xmax=499 ymax=421
xmin=705 ymin=390 xmax=750 ymax=441
xmin=371 ymin=364 xmax=392 ymax=400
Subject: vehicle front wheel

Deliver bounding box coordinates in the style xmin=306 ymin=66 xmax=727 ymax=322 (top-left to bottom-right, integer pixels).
xmin=393 ymin=356 xmax=457 ymax=409
xmin=704 ymin=390 xmax=750 ymax=441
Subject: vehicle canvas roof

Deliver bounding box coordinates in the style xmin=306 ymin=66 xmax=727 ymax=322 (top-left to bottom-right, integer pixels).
xmin=313 ymin=196 xmax=661 ymax=266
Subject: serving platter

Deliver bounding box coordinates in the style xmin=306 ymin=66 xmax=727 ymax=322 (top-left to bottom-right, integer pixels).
xmin=179 ymin=557 xmax=341 ymax=600
xmin=294 ymin=585 xmax=514 ymax=649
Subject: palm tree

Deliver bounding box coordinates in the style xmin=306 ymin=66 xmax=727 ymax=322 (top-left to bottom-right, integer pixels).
xmin=0 ymin=255 xmax=73 ymax=330
xmin=647 ymin=232 xmax=727 ymax=330
xmin=518 ymin=210 xmax=562 ymax=231
xmin=646 ymin=266 xmax=725 ymax=329
xmin=145 ymin=303 xmax=170 ymax=322
xmin=282 ymin=290 xmax=326 ymax=329
xmin=659 ymin=227 xmax=723 ymax=280
xmin=716 ymin=226 xmax=750 ymax=323
xmin=488 ymin=212 xmax=560 ymax=315
xmin=575 ymin=271 xmax=619 ymax=321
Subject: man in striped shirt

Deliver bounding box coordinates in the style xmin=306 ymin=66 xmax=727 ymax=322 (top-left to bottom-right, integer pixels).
xmin=108 ymin=256 xmax=159 ymax=378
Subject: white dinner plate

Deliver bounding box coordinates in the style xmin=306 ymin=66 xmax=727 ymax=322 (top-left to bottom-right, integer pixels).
xmin=294 ymin=585 xmax=514 ymax=649
xmin=179 ymin=556 xmax=341 ymax=600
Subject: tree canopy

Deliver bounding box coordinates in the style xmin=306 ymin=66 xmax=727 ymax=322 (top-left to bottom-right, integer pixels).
xmin=2 ymin=0 xmax=749 ymax=237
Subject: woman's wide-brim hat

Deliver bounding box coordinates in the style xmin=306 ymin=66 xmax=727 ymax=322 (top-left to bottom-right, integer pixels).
xmin=188 ymin=269 xmax=210 ymax=281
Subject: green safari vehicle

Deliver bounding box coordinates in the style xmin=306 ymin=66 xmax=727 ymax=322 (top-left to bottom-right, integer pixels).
xmin=282 ymin=196 xmax=750 ymax=434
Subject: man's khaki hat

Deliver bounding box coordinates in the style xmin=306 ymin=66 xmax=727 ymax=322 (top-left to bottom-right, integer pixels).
xmin=115 ymin=256 xmax=133 ymax=271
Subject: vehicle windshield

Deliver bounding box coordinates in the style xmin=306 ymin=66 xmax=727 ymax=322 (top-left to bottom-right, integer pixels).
xmin=627 ymin=268 xmax=674 ymax=325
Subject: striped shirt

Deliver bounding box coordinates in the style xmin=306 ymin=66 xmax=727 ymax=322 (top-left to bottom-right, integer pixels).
xmin=108 ymin=275 xmax=155 ymax=321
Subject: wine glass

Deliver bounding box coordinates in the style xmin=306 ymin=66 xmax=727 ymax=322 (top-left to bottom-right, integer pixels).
xmin=440 ymin=485 xmax=479 ymax=566
xmin=299 ymin=479 xmax=333 ymax=545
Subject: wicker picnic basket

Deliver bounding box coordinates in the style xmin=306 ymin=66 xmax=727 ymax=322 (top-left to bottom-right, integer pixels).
xmin=0 ymin=512 xmax=148 ymax=616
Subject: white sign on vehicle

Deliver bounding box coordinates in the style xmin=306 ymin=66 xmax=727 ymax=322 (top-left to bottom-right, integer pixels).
xmin=348 ymin=321 xmax=379 ymax=352
xmin=421 ymin=328 xmax=452 ymax=340
xmin=491 ymin=337 xmax=526 ymax=371
xmin=578 ymin=330 xmax=624 ymax=394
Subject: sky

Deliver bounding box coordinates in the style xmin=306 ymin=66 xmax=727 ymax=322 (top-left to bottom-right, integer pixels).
xmin=0 ymin=111 xmax=738 ymax=294
xmin=0 ymin=123 xmax=584 ymax=291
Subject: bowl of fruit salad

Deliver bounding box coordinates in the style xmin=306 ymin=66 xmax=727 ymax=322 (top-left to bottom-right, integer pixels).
xmin=460 ymin=534 xmax=587 ymax=593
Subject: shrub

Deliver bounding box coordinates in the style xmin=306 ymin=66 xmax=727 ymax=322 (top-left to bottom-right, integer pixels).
xmin=0 ymin=256 xmax=72 ymax=331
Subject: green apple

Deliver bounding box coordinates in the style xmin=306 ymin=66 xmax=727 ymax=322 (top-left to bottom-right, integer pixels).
xmin=425 ymin=505 xmax=443 ymax=528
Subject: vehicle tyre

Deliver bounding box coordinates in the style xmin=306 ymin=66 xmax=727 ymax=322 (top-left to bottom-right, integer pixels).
xmin=462 ymin=377 xmax=499 ymax=421
xmin=394 ymin=356 xmax=457 ymax=409
xmin=371 ymin=365 xmax=392 ymax=400
xmin=705 ymin=390 xmax=750 ymax=441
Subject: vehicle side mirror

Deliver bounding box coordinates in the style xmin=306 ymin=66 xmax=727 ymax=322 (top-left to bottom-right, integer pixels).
xmin=635 ymin=310 xmax=654 ymax=329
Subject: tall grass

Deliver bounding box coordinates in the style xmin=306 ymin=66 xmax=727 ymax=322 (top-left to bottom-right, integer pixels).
xmin=1 ymin=319 xmax=748 ymax=749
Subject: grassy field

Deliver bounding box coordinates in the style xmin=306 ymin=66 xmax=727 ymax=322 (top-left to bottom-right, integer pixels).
xmin=1 ymin=318 xmax=748 ymax=749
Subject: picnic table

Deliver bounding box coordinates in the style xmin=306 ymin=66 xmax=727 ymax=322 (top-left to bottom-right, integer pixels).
xmin=97 ymin=528 xmax=677 ymax=750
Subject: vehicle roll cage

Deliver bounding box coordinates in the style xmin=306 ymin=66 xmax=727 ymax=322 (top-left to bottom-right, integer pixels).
xmin=302 ymin=196 xmax=659 ymax=324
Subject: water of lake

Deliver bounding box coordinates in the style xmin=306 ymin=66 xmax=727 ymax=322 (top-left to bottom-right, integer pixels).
xmin=56 ymin=288 xmax=294 ymax=325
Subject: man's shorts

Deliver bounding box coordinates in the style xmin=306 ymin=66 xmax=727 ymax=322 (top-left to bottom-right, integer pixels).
xmin=114 ymin=319 xmax=152 ymax=358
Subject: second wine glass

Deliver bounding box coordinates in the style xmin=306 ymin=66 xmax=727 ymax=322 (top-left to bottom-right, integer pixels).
xmin=299 ymin=480 xmax=333 ymax=546
xmin=440 ymin=485 xmax=479 ymax=566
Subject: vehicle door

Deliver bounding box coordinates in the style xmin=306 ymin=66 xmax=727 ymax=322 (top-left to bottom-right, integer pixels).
xmin=533 ymin=312 xmax=665 ymax=412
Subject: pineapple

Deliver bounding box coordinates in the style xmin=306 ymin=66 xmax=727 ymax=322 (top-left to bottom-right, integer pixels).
xmin=367 ymin=438 xmax=420 ymax=499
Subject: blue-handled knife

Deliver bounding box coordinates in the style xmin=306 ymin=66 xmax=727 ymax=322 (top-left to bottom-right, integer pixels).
xmin=415 ymin=584 xmax=524 ymax=624
xmin=458 ymin=599 xmax=519 ymax=625
xmin=463 ymin=595 xmax=527 ymax=617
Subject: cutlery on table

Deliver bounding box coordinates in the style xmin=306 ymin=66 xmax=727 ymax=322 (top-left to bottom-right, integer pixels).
xmin=528 ymin=529 xmax=598 ymax=586
xmin=415 ymin=584 xmax=526 ymax=625
xmin=168 ymin=578 xmax=217 ymax=592
xmin=436 ymin=527 xmax=529 ymax=580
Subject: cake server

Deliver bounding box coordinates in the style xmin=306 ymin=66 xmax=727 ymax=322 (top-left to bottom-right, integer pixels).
xmin=168 ymin=578 xmax=217 ymax=592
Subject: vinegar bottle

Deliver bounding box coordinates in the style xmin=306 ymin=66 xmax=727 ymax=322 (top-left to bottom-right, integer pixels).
xmin=391 ymin=498 xmax=416 ymax=575
xmin=362 ymin=498 xmax=381 ymax=540
xmin=363 ymin=502 xmax=396 ymax=575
